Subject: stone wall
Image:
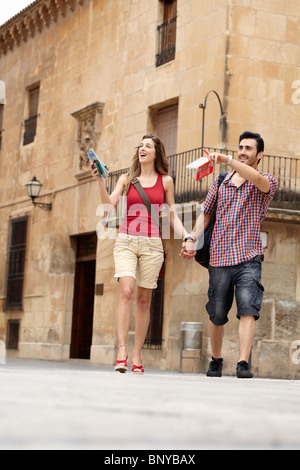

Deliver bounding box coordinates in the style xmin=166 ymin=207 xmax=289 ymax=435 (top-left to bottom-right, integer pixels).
xmin=226 ymin=0 xmax=300 ymax=156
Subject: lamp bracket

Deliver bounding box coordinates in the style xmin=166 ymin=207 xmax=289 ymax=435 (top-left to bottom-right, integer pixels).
xmin=32 ymin=200 xmax=52 ymax=211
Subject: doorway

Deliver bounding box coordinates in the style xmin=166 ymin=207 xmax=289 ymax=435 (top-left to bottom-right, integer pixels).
xmin=70 ymin=234 xmax=97 ymax=359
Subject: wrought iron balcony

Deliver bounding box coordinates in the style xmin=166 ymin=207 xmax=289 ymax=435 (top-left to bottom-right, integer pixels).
xmin=106 ymin=147 xmax=300 ymax=212
xmin=23 ymin=115 xmax=38 ymax=146
xmin=156 ymin=17 xmax=177 ymax=67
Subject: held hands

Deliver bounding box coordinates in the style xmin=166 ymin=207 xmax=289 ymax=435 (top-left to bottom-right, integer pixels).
xmin=180 ymin=240 xmax=197 ymax=260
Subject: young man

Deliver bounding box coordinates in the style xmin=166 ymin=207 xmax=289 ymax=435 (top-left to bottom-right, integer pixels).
xmin=182 ymin=131 xmax=278 ymax=378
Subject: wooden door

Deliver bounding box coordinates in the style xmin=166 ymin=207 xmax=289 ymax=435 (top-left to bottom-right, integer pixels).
xmin=70 ymin=260 xmax=96 ymax=359
xmin=70 ymin=234 xmax=97 ymax=359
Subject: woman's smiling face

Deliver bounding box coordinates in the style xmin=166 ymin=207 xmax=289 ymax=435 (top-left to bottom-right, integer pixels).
xmin=138 ymin=138 xmax=156 ymax=165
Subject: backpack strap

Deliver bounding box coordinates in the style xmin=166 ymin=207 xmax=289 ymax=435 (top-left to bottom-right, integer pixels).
xmin=218 ymin=172 xmax=228 ymax=186
xmin=215 ymin=172 xmax=227 ymax=206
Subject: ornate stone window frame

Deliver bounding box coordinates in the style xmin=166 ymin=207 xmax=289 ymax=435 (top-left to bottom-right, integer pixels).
xmin=71 ymin=102 xmax=105 ymax=180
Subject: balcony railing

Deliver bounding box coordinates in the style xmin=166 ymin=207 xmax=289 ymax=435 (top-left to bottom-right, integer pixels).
xmin=168 ymin=147 xmax=300 ymax=210
xmin=23 ymin=115 xmax=38 ymax=146
xmin=156 ymin=17 xmax=177 ymax=67
xmin=106 ymin=147 xmax=300 ymax=212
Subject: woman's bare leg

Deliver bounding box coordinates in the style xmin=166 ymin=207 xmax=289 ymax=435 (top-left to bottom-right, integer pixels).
xmin=116 ymin=277 xmax=135 ymax=361
xmin=132 ymin=286 xmax=153 ymax=366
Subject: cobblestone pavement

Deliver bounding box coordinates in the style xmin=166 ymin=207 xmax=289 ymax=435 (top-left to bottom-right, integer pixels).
xmin=0 ymin=358 xmax=300 ymax=450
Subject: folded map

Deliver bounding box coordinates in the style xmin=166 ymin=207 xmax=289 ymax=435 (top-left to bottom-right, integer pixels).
xmin=87 ymin=149 xmax=109 ymax=179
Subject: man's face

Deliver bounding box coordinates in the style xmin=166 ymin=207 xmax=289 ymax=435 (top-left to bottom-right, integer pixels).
xmin=238 ymin=138 xmax=262 ymax=168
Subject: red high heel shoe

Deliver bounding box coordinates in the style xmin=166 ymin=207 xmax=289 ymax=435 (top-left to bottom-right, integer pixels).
xmin=114 ymin=345 xmax=128 ymax=373
xmin=131 ymin=360 xmax=144 ymax=374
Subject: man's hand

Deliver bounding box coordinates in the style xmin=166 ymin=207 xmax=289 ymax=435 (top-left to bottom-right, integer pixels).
xmin=209 ymin=152 xmax=231 ymax=165
xmin=180 ymin=241 xmax=197 ymax=260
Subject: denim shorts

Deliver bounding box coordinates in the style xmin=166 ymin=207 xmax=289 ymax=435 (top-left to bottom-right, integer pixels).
xmin=206 ymin=256 xmax=264 ymax=326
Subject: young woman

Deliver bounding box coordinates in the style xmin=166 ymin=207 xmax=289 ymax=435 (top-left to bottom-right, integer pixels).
xmin=92 ymin=134 xmax=192 ymax=374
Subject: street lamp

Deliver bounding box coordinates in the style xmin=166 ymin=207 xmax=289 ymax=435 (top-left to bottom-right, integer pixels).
xmin=26 ymin=176 xmax=52 ymax=211
xmin=199 ymin=90 xmax=227 ymax=152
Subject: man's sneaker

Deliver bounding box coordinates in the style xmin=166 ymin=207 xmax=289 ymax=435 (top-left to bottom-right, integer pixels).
xmin=236 ymin=361 xmax=253 ymax=379
xmin=206 ymin=357 xmax=223 ymax=377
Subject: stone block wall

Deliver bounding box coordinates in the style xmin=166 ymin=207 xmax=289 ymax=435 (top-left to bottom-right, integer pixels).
xmin=226 ymin=0 xmax=300 ymax=156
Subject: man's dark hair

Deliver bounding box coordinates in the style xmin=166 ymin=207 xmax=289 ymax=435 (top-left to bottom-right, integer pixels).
xmin=239 ymin=131 xmax=264 ymax=154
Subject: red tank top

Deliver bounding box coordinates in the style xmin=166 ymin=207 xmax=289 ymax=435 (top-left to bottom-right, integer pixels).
xmin=119 ymin=173 xmax=165 ymax=238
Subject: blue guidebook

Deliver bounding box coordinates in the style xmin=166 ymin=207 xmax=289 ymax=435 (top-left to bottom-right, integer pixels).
xmin=87 ymin=149 xmax=109 ymax=179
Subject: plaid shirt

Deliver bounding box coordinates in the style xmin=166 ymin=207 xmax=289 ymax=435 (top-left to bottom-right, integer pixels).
xmin=202 ymin=171 xmax=278 ymax=267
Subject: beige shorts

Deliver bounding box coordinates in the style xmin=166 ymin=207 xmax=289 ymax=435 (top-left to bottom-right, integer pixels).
xmin=114 ymin=233 xmax=164 ymax=289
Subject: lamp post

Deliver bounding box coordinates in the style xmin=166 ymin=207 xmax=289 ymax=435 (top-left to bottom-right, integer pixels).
xmin=199 ymin=90 xmax=227 ymax=152
xmin=26 ymin=176 xmax=52 ymax=211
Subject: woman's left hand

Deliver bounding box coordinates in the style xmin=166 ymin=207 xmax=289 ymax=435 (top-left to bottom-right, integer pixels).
xmin=180 ymin=241 xmax=197 ymax=259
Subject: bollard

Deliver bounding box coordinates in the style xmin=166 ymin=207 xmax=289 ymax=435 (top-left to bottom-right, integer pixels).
xmin=0 ymin=340 xmax=6 ymax=365
xmin=180 ymin=322 xmax=202 ymax=373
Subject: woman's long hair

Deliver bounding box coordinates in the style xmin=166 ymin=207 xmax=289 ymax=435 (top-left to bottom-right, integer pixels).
xmin=123 ymin=134 xmax=169 ymax=195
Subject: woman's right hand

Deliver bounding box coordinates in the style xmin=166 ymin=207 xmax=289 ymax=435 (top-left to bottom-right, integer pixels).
xmin=90 ymin=163 xmax=100 ymax=179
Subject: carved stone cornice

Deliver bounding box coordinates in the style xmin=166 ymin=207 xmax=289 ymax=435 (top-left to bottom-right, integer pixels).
xmin=0 ymin=0 xmax=86 ymax=57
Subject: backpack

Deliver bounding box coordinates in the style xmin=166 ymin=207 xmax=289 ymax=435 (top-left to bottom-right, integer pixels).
xmin=195 ymin=173 xmax=227 ymax=268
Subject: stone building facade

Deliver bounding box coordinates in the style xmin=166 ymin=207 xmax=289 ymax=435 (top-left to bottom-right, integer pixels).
xmin=0 ymin=0 xmax=300 ymax=378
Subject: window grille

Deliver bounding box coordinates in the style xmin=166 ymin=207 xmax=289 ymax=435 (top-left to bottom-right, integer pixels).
xmin=5 ymin=217 xmax=28 ymax=310
xmin=23 ymin=85 xmax=40 ymax=145
xmin=23 ymin=115 xmax=38 ymax=145
xmin=156 ymin=17 xmax=177 ymax=67
xmin=156 ymin=0 xmax=177 ymax=67
xmin=6 ymin=320 xmax=20 ymax=349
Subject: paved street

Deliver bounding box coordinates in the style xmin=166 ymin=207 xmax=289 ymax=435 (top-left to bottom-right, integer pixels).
xmin=0 ymin=358 xmax=300 ymax=450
